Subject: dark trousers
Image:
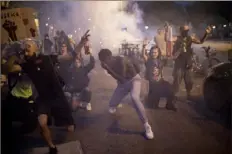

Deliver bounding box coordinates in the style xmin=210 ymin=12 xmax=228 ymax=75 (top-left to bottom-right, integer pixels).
xmin=2 ymin=94 xmax=37 ymax=153
xmin=3 ymin=94 xmax=37 ymax=127
xmin=37 ymin=96 xmax=74 ymax=127
xmin=74 ymin=88 xmax=92 ymax=103
xmin=148 ymin=79 xmax=175 ymax=107
xmin=172 ymin=54 xmax=193 ymax=94
xmin=65 ymin=87 xmax=92 ymax=103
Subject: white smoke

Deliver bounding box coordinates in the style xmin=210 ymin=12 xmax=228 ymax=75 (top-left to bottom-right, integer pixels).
xmin=49 ymin=1 xmax=145 ymax=55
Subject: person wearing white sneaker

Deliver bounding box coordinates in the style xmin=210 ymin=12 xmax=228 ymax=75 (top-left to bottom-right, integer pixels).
xmin=99 ymin=49 xmax=154 ymax=139
xmin=63 ymin=42 xmax=94 ymax=112
xmin=86 ymin=103 xmax=92 ymax=111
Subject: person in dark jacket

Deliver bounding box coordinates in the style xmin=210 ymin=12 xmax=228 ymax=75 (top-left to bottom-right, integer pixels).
xmin=54 ymin=30 xmax=61 ymax=53
xmin=55 ymin=42 xmax=75 ymax=84
xmin=59 ymin=30 xmax=73 ymax=52
xmin=43 ymin=34 xmax=53 ymax=55
xmin=65 ymin=46 xmax=95 ymax=111
xmin=6 ymin=30 xmax=89 ymax=154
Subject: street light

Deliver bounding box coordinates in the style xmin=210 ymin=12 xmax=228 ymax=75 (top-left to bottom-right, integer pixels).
xmin=88 ymin=18 xmax=91 ymax=21
xmin=50 ymin=26 xmax=53 ymax=30
xmin=48 ymin=17 xmax=50 ymax=20
xmin=45 ymin=23 xmax=48 ymax=26
xmin=223 ymin=25 xmax=227 ymax=28
xmin=212 ymin=26 xmax=216 ymax=29
xmin=75 ymin=30 xmax=77 ymax=33
xmin=145 ymin=26 xmax=149 ymax=30
xmin=68 ymin=34 xmax=73 ymax=38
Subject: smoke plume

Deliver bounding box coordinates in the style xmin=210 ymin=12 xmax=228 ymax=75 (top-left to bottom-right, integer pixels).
xmin=47 ymin=1 xmax=146 ymax=55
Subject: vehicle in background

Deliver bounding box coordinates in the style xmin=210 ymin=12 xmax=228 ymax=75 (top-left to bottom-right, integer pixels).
xmin=203 ymin=62 xmax=232 ymax=128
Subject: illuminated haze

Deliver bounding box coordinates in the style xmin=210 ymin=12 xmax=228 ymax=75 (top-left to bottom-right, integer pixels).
xmin=49 ymin=1 xmax=146 ymax=55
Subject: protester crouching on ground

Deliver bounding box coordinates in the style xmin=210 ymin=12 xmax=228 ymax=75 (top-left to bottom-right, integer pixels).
xmin=64 ymin=41 xmax=95 ymax=111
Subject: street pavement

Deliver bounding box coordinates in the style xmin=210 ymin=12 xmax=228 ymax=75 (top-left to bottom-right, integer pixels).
xmin=19 ymin=61 xmax=231 ymax=154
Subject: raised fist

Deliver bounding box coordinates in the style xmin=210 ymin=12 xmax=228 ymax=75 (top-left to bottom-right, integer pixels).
xmin=81 ymin=29 xmax=90 ymax=44
xmin=143 ymin=38 xmax=149 ymax=46
xmin=205 ymin=26 xmax=212 ymax=34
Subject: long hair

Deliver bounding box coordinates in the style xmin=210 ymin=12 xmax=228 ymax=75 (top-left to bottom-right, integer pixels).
xmin=149 ymin=45 xmax=162 ymax=59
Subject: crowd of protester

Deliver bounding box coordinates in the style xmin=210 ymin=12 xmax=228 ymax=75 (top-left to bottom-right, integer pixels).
xmin=1 ymin=23 xmax=215 ymax=154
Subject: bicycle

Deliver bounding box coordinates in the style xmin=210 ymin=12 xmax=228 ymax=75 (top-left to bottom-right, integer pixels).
xmin=192 ymin=46 xmax=221 ymax=76
xmin=201 ymin=46 xmax=221 ymax=75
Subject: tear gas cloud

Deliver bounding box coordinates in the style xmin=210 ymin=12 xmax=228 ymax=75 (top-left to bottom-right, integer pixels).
xmin=48 ymin=1 xmax=150 ymax=54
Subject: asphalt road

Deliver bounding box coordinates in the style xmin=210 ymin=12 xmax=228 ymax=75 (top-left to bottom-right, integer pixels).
xmin=76 ymin=64 xmax=230 ymax=154
xmin=17 ymin=61 xmax=231 ymax=154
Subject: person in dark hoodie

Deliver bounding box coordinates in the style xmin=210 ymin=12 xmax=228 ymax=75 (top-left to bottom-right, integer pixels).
xmin=64 ymin=43 xmax=95 ymax=111
xmin=59 ymin=30 xmax=73 ymax=52
xmin=43 ymin=34 xmax=53 ymax=55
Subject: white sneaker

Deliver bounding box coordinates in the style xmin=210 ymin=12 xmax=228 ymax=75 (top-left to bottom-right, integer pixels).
xmin=109 ymin=107 xmax=117 ymax=114
xmin=117 ymin=104 xmax=123 ymax=108
xmin=86 ymin=103 xmax=92 ymax=111
xmin=144 ymin=123 xmax=154 ymax=139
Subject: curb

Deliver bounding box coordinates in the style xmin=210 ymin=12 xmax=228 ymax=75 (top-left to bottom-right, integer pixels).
xmin=21 ymin=141 xmax=84 ymax=154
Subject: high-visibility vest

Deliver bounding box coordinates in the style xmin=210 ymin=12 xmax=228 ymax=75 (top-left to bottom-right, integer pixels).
xmin=11 ymin=77 xmax=32 ymax=99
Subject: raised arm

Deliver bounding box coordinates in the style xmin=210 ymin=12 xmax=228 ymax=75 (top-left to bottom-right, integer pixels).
xmin=142 ymin=39 xmax=148 ymax=62
xmin=191 ymin=26 xmax=212 ymax=44
xmin=74 ymin=30 xmax=90 ymax=54
xmin=84 ymin=48 xmax=95 ymax=73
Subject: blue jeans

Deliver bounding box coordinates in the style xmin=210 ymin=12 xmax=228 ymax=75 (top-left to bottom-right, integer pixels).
xmin=109 ymin=74 xmax=148 ymax=123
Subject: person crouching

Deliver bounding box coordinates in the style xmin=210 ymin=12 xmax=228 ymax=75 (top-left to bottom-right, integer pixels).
xmin=147 ymin=66 xmax=177 ymax=111
xmin=65 ymin=47 xmax=95 ymax=111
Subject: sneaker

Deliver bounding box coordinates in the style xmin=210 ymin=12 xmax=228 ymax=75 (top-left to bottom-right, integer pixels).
xmin=109 ymin=107 xmax=117 ymax=114
xmin=79 ymin=102 xmax=85 ymax=108
xmin=144 ymin=123 xmax=154 ymax=139
xmin=86 ymin=103 xmax=92 ymax=111
xmin=49 ymin=147 xmax=58 ymax=154
xmin=117 ymin=104 xmax=123 ymax=108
